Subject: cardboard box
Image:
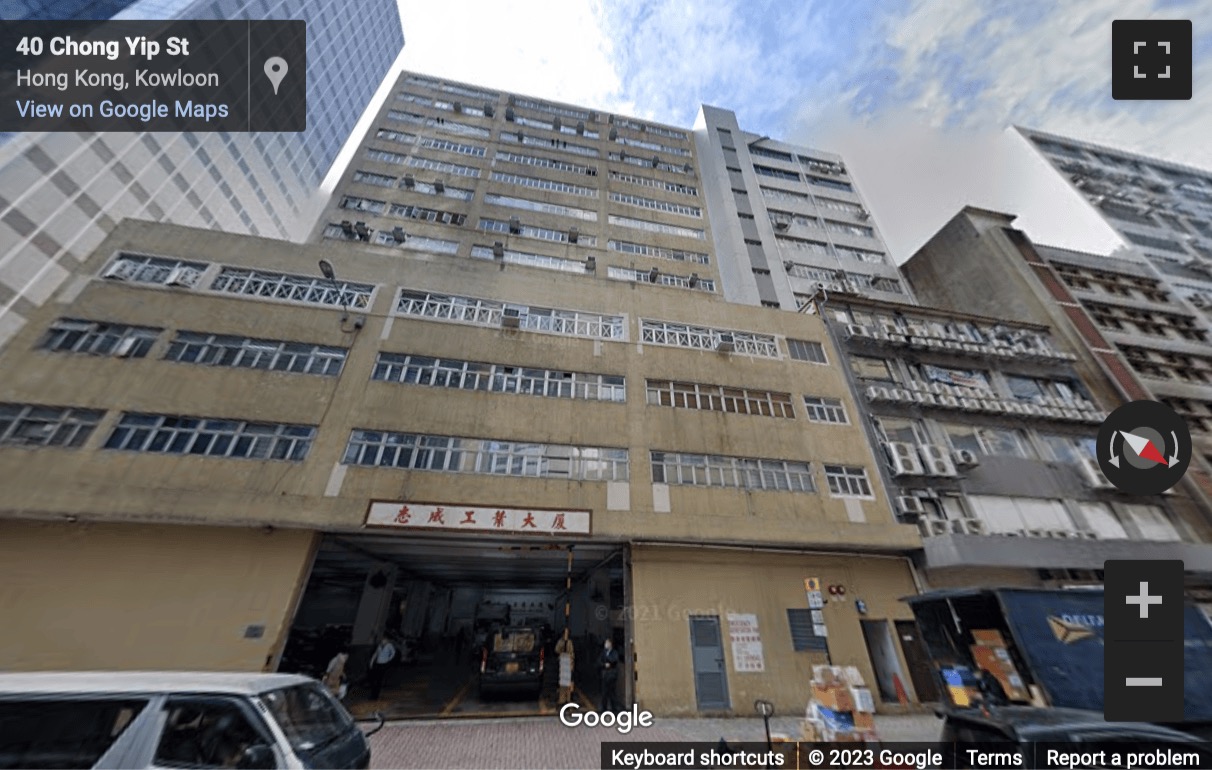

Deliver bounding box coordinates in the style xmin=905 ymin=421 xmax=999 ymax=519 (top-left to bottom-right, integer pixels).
xmin=849 ymin=687 xmax=876 ymax=713
xmin=972 ymin=629 xmax=1006 ymax=647
xmin=800 ymin=720 xmax=820 ymax=741
xmin=853 ymin=711 xmax=875 ymax=732
xmin=842 ymin=665 xmax=866 ymax=687
xmin=812 ymin=683 xmax=855 ymax=712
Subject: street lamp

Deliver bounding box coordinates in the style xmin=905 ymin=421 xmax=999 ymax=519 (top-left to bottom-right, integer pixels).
xmin=317 ymin=259 xmax=363 ymax=329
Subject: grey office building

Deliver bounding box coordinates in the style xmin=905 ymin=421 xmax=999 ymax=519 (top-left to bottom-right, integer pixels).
xmin=0 ymin=0 xmax=404 ymax=348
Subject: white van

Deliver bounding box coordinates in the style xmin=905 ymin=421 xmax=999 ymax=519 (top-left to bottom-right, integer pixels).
xmin=0 ymin=671 xmax=378 ymax=769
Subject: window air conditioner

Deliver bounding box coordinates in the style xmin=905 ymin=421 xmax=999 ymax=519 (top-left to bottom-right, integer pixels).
xmin=856 ymin=210 xmax=870 ymax=220
xmin=585 ymin=256 xmax=596 ymax=272
xmin=716 ymin=333 xmax=735 ymax=352
xmin=846 ymin=324 xmax=872 ymax=340
xmin=576 ymin=121 xmax=585 ymax=136
xmin=886 ymin=442 xmax=925 ymax=476
xmin=897 ymin=496 xmax=926 ymax=519
xmin=688 ymin=273 xmax=700 ymax=288
xmin=866 ymin=385 xmax=889 ymax=401
xmin=164 ymin=266 xmax=201 ymax=288
xmin=505 ymin=107 xmax=516 ymax=122
xmin=492 ymin=242 xmax=505 ymax=259
xmin=483 ymin=103 xmax=494 ymax=118
xmin=102 ymin=259 xmax=139 ymax=281
xmin=501 ymin=307 xmax=522 ymax=328
xmin=509 ymin=216 xmax=521 ymax=234
xmin=392 ymin=227 xmax=407 ymax=243
xmin=609 ymin=127 xmax=618 ymax=141
xmin=403 ymin=174 xmax=415 ymax=188
xmin=568 ymin=227 xmax=579 ymax=244
xmin=939 ymin=395 xmax=960 ymax=408
xmin=434 ymin=179 xmax=445 ymax=193
xmin=952 ymin=449 xmax=980 ymax=468
xmin=951 ymin=518 xmax=987 ymax=536
xmin=773 ymin=218 xmax=789 ymax=230
xmin=918 ymin=444 xmax=958 ymax=477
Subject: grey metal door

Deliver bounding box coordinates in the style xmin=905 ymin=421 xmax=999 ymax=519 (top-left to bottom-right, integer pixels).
xmin=689 ymin=615 xmax=729 ymax=710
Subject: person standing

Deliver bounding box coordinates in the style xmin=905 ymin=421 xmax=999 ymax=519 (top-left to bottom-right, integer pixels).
xmin=322 ymin=647 xmax=349 ymax=700
xmin=367 ymin=635 xmax=397 ymax=700
xmin=598 ymin=638 xmax=620 ymax=713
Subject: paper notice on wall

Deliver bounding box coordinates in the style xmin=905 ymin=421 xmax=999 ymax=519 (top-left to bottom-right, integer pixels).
xmin=726 ymin=613 xmax=765 ymax=672
xmin=813 ymin=624 xmax=829 ymax=638
xmin=807 ymin=591 xmax=824 ymax=609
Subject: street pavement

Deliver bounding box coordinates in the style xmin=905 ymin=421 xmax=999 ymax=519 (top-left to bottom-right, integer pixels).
xmin=366 ymin=712 xmax=942 ymax=769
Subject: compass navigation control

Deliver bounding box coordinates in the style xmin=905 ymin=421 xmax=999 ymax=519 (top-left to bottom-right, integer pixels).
xmin=1097 ymin=400 xmax=1191 ymax=495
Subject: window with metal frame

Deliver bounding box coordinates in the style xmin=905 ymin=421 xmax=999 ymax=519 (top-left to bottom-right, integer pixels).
xmin=373 ymin=352 xmax=625 ymax=402
xmin=0 ymin=403 xmax=104 ymax=448
xmin=650 ymin=450 xmax=814 ymax=491
xmin=165 ymin=332 xmax=347 ymax=376
xmin=40 ymin=319 xmax=160 ymax=358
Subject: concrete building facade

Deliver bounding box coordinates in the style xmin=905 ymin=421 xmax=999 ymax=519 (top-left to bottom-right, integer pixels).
xmin=0 ymin=72 xmax=932 ymax=719
xmin=0 ymin=0 xmax=404 ymax=349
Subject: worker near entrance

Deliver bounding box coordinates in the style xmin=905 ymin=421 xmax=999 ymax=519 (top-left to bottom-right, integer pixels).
xmin=367 ymin=635 xmax=397 ymax=700
xmin=323 ymin=646 xmax=350 ymax=700
xmin=598 ymin=638 xmax=621 ymax=713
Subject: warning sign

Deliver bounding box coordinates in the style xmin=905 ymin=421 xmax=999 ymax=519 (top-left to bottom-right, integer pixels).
xmin=805 ymin=577 xmax=821 ymax=592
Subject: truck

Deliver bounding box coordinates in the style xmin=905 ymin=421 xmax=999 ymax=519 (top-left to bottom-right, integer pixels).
xmin=905 ymin=587 xmax=1212 ymax=731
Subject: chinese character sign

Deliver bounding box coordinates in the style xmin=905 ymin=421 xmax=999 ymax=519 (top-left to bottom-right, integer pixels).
xmin=366 ymin=502 xmax=590 ymax=535
xmin=726 ymin=612 xmax=765 ymax=673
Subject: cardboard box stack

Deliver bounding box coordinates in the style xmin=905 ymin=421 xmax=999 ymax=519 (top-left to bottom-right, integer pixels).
xmin=801 ymin=665 xmax=878 ymax=742
xmin=969 ymin=629 xmax=1031 ymax=703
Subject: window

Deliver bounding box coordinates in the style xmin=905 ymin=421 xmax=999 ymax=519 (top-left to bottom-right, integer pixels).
xmin=1039 ymin=433 xmax=1097 ymax=464
xmin=804 ymin=396 xmax=847 ymax=424
xmin=1123 ymin=230 xmax=1188 ymax=253
xmin=609 ymin=191 xmax=701 ymax=218
xmin=824 ymin=465 xmax=873 ymax=497
xmin=808 ymin=176 xmax=854 ymax=192
xmin=501 ymin=131 xmax=599 ymax=158
xmin=396 ymin=289 xmax=625 ymax=340
xmin=748 ymin=146 xmax=794 ymax=163
xmin=1078 ymin=502 xmax=1129 ymax=539
xmin=210 ymin=267 xmax=374 ymax=310
xmin=651 ymin=451 xmax=814 ymax=492
xmin=716 ymin=128 xmax=734 ymax=148
xmin=919 ymin=364 xmax=991 ymax=392
xmin=399 ymin=179 xmax=475 ymax=201
xmin=154 ymin=698 xmax=266 ymax=768
xmin=106 ymin=413 xmax=315 ymax=460
xmin=607 ymin=239 xmax=709 ymax=264
xmin=405 ymin=155 xmax=481 ymax=177
xmin=512 ymin=96 xmax=589 ymax=121
xmin=609 ymin=152 xmax=694 ymax=176
xmin=40 ymin=319 xmax=160 ymax=358
xmin=609 ymin=170 xmax=697 ymax=196
xmin=754 ymin=165 xmax=800 ymax=182
xmin=1123 ymin=504 xmax=1183 ymax=541
xmin=836 ymin=246 xmax=886 ymax=264
xmin=646 ymin=380 xmax=794 ymax=418
xmin=606 ymin=266 xmax=715 ymax=292
xmin=477 ymin=219 xmax=597 ymax=247
xmin=612 ymin=133 xmax=690 ymax=156
xmin=0 ymin=699 xmax=148 ymax=769
xmin=495 ymin=150 xmax=597 ymax=176
xmin=339 ymin=195 xmax=386 ymax=214
xmin=101 ymin=254 xmax=208 ymax=287
xmin=941 ymin=423 xmax=1034 ymax=458
xmin=389 ymin=203 xmax=466 ymax=227
xmin=165 ymin=332 xmax=347 ymax=376
xmin=777 ymin=236 xmax=831 ymax=255
xmin=373 ymin=353 xmax=626 ymax=402
xmin=471 ymin=243 xmax=588 ymax=273
xmin=490 ymin=171 xmax=597 ymax=197
xmin=371 ymin=232 xmax=460 ymax=253
xmin=815 ymin=197 xmax=865 ymax=216
xmin=343 ymin=431 xmax=628 ymax=480
xmin=850 ymin=356 xmax=893 ymax=381
xmin=607 ymin=214 xmax=704 ymax=239
xmin=419 ymin=136 xmax=486 ymax=157
xmin=787 ymin=338 xmax=827 ymax=363
xmin=966 ymin=495 xmax=1074 ymax=535
xmin=760 ymin=186 xmax=810 ymax=203
xmin=352 ymin=170 xmax=397 ymax=188
xmin=366 ymin=147 xmax=408 ymax=164
xmin=641 ymin=319 xmax=779 ymax=357
xmin=484 ymin=192 xmax=597 ymax=221
xmin=374 ymin=128 xmax=415 ymax=144
xmin=0 ymin=403 xmax=103 ymax=448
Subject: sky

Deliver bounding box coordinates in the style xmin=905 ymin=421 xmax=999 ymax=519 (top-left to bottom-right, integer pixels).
xmin=360 ymin=0 xmax=1212 ymax=262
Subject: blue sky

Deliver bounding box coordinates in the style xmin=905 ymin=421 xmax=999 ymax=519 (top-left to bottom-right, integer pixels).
xmin=378 ymin=0 xmax=1212 ymax=258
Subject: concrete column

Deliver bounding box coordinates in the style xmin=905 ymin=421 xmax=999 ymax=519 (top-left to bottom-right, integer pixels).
xmin=351 ymin=563 xmax=398 ymax=647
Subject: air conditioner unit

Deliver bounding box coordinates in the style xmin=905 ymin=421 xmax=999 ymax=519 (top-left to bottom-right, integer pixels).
xmin=576 ymin=121 xmax=585 ymax=136
xmin=906 ymin=324 xmax=929 ymax=338
xmin=164 ymin=266 xmax=201 ymax=288
xmin=880 ymin=321 xmax=901 ymax=336
xmin=887 ymin=442 xmax=925 ymax=476
xmin=1062 ymin=409 xmax=1083 ymax=420
xmin=1023 ymin=405 xmax=1044 ymax=416
xmin=551 ymin=117 xmax=562 ymax=131
xmin=891 ymin=388 xmax=914 ymax=402
xmin=917 ymin=393 xmax=938 ymax=406
xmin=897 ymin=495 xmax=926 ymax=519
xmin=509 ymin=216 xmax=521 ymax=234
xmin=960 ymin=398 xmax=982 ymax=411
xmin=773 ymin=218 xmax=790 ymax=231
xmin=716 ymin=333 xmax=735 ymax=352
xmin=856 ymin=210 xmax=870 ymax=221
xmin=918 ymin=444 xmax=958 ymax=477
xmin=1078 ymin=531 xmax=1100 ymax=540
xmin=952 ymin=449 xmax=980 ymax=468
xmin=492 ymin=241 xmax=505 ymax=259
xmin=585 ymin=256 xmax=596 ymax=272
xmin=939 ymin=395 xmax=960 ymax=408
xmin=918 ymin=518 xmax=950 ymax=538
xmin=501 ymin=307 xmax=522 ymax=328
xmin=1024 ymin=528 xmax=1050 ymax=538
xmin=944 ymin=341 xmax=963 ymax=351
xmin=392 ymin=226 xmax=407 ymax=243
xmin=1078 ymin=457 xmax=1113 ymax=489
xmin=865 ymin=385 xmax=889 ymax=401
xmin=102 ymin=258 xmax=139 ymax=281
xmin=567 ymin=227 xmax=579 ymax=244
xmin=846 ymin=324 xmax=873 ymax=340
xmin=403 ymin=174 xmax=415 ymax=188
xmin=951 ymin=518 xmax=987 ymax=536
xmin=434 ymin=179 xmax=446 ymax=193
xmin=505 ymin=106 xmax=516 ymax=122
xmin=483 ymin=103 xmax=494 ymax=118
xmin=1002 ymin=402 xmax=1025 ymax=415
xmin=981 ymin=400 xmax=1005 ymax=413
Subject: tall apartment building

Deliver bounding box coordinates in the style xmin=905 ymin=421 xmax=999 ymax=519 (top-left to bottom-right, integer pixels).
xmin=692 ymin=105 xmax=911 ymax=309
xmin=0 ymin=0 xmax=404 ymax=348
xmin=0 ymin=72 xmax=929 ymax=718
xmin=900 ymin=206 xmax=1212 ymax=600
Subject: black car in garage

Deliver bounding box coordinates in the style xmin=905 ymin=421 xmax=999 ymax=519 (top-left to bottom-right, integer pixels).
xmin=479 ymin=626 xmax=545 ymax=699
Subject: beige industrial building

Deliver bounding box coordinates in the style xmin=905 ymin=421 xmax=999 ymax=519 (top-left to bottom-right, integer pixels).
xmin=0 ymin=71 xmax=928 ymax=719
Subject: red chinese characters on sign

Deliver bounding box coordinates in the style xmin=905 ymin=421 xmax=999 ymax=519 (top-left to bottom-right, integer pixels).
xmin=552 ymin=513 xmax=566 ymax=531
xmin=522 ymin=513 xmax=536 ymax=529
xmin=367 ymin=502 xmax=590 ymax=534
xmin=428 ymin=507 xmax=445 ymax=525
xmin=395 ymin=506 xmax=410 ymax=524
xmin=493 ymin=511 xmax=506 ymax=528
xmin=461 ymin=510 xmax=476 ymax=525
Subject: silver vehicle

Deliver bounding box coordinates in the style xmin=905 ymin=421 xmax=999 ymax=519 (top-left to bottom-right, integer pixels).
xmin=0 ymin=671 xmax=379 ymax=769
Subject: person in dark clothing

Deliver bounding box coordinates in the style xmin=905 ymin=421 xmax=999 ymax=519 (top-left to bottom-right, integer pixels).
xmin=598 ymin=638 xmax=621 ymax=713
xmin=977 ymin=669 xmax=1008 ymax=706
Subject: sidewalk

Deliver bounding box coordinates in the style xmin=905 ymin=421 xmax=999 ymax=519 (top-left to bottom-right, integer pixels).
xmin=367 ymin=713 xmax=942 ymax=769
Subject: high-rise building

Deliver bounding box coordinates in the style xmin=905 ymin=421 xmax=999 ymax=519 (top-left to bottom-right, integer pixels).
xmin=899 ymin=206 xmax=1212 ymax=600
xmin=1 ymin=0 xmax=139 ymax=20
xmin=0 ymin=0 xmax=404 ymax=348
xmin=693 ymin=105 xmax=910 ymax=309
xmin=0 ymin=72 xmax=928 ymax=718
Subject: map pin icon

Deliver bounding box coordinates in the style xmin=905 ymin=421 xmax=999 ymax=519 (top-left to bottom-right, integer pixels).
xmin=264 ymin=57 xmax=288 ymax=95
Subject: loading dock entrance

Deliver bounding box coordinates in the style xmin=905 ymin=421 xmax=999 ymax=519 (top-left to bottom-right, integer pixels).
xmin=277 ymin=532 xmax=628 ymax=719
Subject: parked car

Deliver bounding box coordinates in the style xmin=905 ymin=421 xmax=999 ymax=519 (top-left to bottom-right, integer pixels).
xmin=478 ymin=626 xmax=545 ymax=699
xmin=0 ymin=671 xmax=380 ymax=769
xmin=938 ymin=705 xmax=1212 ymax=769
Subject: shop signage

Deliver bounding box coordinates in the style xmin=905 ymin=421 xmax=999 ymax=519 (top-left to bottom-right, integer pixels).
xmin=366 ymin=501 xmax=591 ymax=535
xmin=726 ymin=612 xmax=765 ymax=673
